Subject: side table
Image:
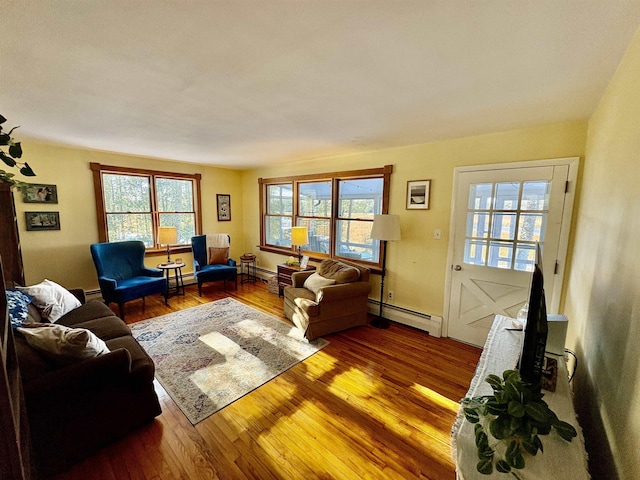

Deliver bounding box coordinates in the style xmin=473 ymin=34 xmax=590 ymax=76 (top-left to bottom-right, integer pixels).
xmin=240 ymin=255 xmax=257 ymax=284
xmin=157 ymin=262 xmax=186 ymax=299
xmin=277 ymin=263 xmax=316 ymax=297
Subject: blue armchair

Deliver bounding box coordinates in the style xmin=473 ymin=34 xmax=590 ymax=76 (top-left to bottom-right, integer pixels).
xmin=191 ymin=234 xmax=237 ymax=296
xmin=90 ymin=241 xmax=167 ymax=319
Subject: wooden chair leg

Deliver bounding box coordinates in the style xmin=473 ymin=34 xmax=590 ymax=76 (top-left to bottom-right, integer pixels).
xmin=198 ymin=282 xmax=203 ymax=297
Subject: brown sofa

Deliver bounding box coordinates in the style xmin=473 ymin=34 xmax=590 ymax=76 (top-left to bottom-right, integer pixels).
xmin=14 ymin=290 xmax=161 ymax=477
xmin=283 ymin=259 xmax=371 ymax=340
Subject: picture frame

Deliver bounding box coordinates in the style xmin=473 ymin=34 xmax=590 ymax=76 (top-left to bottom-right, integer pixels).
xmin=25 ymin=211 xmax=61 ymax=231
xmin=300 ymin=255 xmax=310 ymax=269
xmin=216 ymin=194 xmax=231 ymax=221
xmin=406 ymin=180 xmax=431 ymax=210
xmin=22 ymin=183 xmax=58 ymax=204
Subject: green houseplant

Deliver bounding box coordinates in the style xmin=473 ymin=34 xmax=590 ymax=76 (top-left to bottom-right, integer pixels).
xmin=461 ymin=369 xmax=577 ymax=478
xmin=0 ymin=113 xmax=35 ymax=187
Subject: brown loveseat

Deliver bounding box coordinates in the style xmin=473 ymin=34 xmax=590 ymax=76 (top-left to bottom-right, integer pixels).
xmin=14 ymin=290 xmax=161 ymax=477
xmin=283 ymin=259 xmax=371 ymax=340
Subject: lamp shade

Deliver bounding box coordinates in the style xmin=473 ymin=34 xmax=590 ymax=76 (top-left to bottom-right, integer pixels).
xmin=370 ymin=214 xmax=401 ymax=241
xmin=291 ymin=226 xmax=309 ymax=246
xmin=158 ymin=226 xmax=178 ymax=246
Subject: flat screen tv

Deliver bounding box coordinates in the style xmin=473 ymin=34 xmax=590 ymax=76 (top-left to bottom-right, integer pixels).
xmin=518 ymin=243 xmax=548 ymax=386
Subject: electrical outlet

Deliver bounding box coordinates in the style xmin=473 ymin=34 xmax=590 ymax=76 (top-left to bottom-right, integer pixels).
xmin=388 ymin=291 xmax=394 ymax=300
xmin=434 ymin=229 xmax=442 ymax=240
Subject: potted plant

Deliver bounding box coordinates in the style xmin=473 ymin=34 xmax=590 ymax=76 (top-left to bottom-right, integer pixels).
xmin=461 ymin=369 xmax=578 ymax=478
xmin=0 ymin=113 xmax=35 ymax=187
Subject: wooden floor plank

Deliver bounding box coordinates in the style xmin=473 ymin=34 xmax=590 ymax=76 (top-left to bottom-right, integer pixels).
xmin=51 ymin=280 xmax=481 ymax=480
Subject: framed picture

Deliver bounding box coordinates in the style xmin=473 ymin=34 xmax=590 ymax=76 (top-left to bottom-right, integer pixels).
xmin=22 ymin=183 xmax=58 ymax=204
xmin=217 ymin=194 xmax=231 ymax=221
xmin=25 ymin=211 xmax=61 ymax=231
xmin=406 ymin=180 xmax=431 ymax=210
xmin=300 ymin=255 xmax=310 ymax=269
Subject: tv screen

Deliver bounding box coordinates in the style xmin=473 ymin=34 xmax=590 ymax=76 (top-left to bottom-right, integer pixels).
xmin=518 ymin=243 xmax=548 ymax=385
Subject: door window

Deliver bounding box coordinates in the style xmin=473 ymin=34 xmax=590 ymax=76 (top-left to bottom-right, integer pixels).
xmin=464 ymin=181 xmax=550 ymax=271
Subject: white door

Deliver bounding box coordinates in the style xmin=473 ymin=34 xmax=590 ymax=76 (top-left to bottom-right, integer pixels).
xmin=445 ymin=159 xmax=578 ymax=347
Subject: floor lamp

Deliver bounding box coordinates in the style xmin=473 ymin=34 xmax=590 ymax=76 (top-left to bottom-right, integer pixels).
xmin=370 ymin=214 xmax=401 ymax=329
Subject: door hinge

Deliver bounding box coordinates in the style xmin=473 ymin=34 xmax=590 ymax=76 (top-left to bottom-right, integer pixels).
xmin=554 ymin=261 xmax=559 ymax=274
xmin=565 ymin=181 xmax=570 ymax=193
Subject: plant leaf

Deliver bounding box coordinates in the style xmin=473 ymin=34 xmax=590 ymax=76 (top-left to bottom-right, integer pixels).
xmin=0 ymin=133 xmax=10 ymax=146
xmin=486 ymin=399 xmax=507 ymax=415
xmin=0 ymin=114 xmax=7 ymax=124
xmin=496 ymin=459 xmax=511 ymax=473
xmin=477 ymin=458 xmax=493 ymax=475
xmin=489 ymin=415 xmax=513 ymax=440
xmin=554 ymin=421 xmax=578 ymax=442
xmin=522 ymin=435 xmax=540 ymax=455
xmin=525 ymin=401 xmax=550 ymax=422
xmin=508 ymin=400 xmax=525 ymax=418
xmin=464 ymin=407 xmax=480 ymax=424
xmin=20 ymin=162 xmax=36 ymax=177
xmin=486 ymin=374 xmax=503 ymax=391
xmin=505 ymin=440 xmax=525 ymax=469
xmin=0 ymin=151 xmax=16 ymax=167
xmin=8 ymin=142 xmax=22 ymax=158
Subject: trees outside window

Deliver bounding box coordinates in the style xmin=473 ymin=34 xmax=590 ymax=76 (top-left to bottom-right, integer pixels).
xmin=91 ymin=163 xmax=201 ymax=250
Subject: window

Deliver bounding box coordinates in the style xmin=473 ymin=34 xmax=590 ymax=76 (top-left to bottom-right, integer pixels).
xmin=259 ymin=165 xmax=392 ymax=268
xmin=464 ymin=180 xmax=550 ymax=271
xmin=91 ymin=163 xmax=202 ymax=250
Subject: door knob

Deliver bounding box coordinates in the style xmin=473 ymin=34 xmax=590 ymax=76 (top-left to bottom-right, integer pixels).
xmin=454 ymin=265 xmax=462 ymax=271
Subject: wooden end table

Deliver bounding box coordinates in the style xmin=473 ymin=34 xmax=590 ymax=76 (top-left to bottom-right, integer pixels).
xmin=277 ymin=263 xmax=316 ymax=297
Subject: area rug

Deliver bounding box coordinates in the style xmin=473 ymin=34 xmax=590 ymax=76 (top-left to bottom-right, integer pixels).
xmin=130 ymin=298 xmax=328 ymax=424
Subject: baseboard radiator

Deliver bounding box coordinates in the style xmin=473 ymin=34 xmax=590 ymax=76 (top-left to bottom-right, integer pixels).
xmin=367 ymin=300 xmax=442 ymax=337
xmin=87 ymin=268 xmax=442 ymax=337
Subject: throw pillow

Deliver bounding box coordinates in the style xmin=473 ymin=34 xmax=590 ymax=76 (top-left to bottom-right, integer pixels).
xmin=17 ymin=279 xmax=81 ymax=323
xmin=317 ymin=259 xmax=360 ymax=284
xmin=6 ymin=289 xmax=33 ymax=328
xmin=208 ymin=247 xmax=229 ymax=265
xmin=303 ymin=272 xmax=336 ymax=300
xmin=17 ymin=324 xmax=110 ymax=360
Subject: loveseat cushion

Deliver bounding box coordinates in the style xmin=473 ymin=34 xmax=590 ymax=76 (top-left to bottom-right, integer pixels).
xmin=57 ymin=300 xmax=117 ymax=327
xmin=317 ymin=259 xmax=360 ymax=283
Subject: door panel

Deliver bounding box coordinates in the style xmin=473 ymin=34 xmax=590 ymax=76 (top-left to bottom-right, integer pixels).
xmin=447 ymin=163 xmax=571 ymax=346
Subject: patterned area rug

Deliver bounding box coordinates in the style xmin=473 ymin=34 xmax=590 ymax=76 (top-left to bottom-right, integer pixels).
xmin=131 ymin=298 xmax=328 ymax=424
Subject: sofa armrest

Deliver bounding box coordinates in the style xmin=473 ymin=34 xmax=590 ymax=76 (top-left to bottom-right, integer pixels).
xmin=194 ymin=259 xmax=202 ymax=271
xmin=292 ymin=270 xmax=315 ymax=287
xmin=228 ymin=258 xmax=237 ymax=267
xmin=140 ymin=267 xmax=163 ymax=277
xmin=24 ymin=348 xmax=132 ymax=399
xmin=317 ymin=281 xmax=371 ymax=302
xmin=68 ymin=288 xmax=86 ymax=304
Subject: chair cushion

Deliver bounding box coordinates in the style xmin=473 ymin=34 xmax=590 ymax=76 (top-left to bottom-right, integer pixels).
xmin=208 ymin=247 xmax=229 ymax=265
xmin=317 ymin=259 xmax=360 ymax=284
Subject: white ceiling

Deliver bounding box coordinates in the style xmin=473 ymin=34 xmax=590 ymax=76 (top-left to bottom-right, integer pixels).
xmin=2 ymin=1 xmax=640 ymax=170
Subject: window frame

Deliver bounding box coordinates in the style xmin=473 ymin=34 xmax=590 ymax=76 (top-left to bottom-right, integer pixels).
xmin=90 ymin=163 xmax=202 ymax=255
xmin=259 ymin=165 xmax=392 ymax=271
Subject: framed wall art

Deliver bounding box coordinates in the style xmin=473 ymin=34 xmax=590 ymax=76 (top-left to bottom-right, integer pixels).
xmin=217 ymin=194 xmax=231 ymax=221
xmin=406 ymin=180 xmax=431 ymax=210
xmin=25 ymin=211 xmax=61 ymax=231
xmin=22 ymin=183 xmax=58 ymax=204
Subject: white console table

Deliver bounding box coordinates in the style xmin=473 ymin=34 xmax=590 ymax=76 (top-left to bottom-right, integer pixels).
xmin=451 ymin=315 xmax=590 ymax=479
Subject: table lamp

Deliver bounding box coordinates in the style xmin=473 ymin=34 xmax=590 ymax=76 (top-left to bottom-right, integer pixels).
xmin=291 ymin=226 xmax=309 ymax=265
xmin=370 ymin=214 xmax=401 ymax=328
xmin=158 ymin=226 xmax=178 ymax=263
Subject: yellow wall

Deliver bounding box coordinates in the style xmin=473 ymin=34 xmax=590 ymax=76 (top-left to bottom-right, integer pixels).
xmin=14 ymin=142 xmax=243 ymax=290
xmin=243 ymin=120 xmax=587 ymax=317
xmin=564 ymin=27 xmax=640 ymax=480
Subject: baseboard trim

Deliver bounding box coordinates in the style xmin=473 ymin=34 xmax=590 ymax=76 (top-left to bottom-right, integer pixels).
xmin=367 ymin=300 xmax=442 ymax=337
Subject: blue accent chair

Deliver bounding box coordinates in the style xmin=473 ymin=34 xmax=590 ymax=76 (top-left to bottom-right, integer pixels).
xmin=90 ymin=240 xmax=167 ymax=319
xmin=191 ymin=234 xmax=237 ymax=296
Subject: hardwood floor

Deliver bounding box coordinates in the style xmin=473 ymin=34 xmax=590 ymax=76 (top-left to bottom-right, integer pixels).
xmin=52 ymin=280 xmax=481 ymax=480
